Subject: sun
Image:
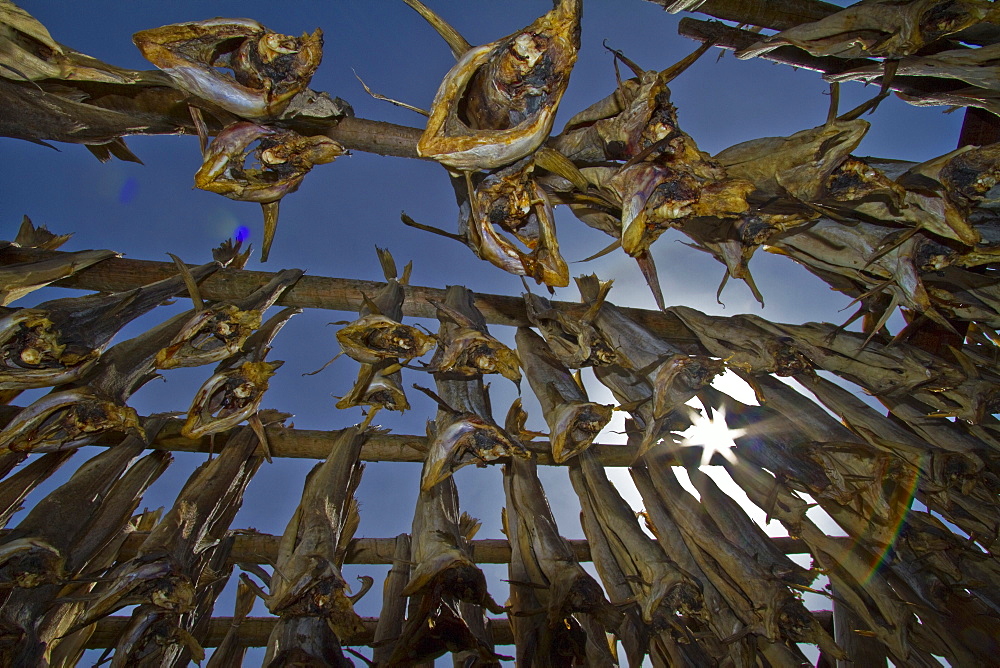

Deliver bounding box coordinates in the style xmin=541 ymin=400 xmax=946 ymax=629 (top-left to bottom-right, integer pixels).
xmin=679 ymin=406 xmax=745 ymax=467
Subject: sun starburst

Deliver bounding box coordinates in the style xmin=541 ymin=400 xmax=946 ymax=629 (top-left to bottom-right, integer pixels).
xmin=679 ymin=406 xmax=745 ymax=467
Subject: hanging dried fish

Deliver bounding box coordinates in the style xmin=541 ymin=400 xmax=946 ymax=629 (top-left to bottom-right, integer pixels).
xmin=516 ymin=327 xmax=613 ymax=463
xmin=523 ymin=275 xmax=617 ymax=368
xmin=419 ymin=286 xmax=526 ymax=491
xmin=410 ymin=0 xmax=581 ymax=170
xmin=66 ymin=426 xmax=263 ymax=632
xmin=502 ymin=455 xmax=622 ymax=665
xmin=0 ymin=259 xmax=221 ymax=390
xmin=155 ymin=267 xmax=303 ymax=369
xmin=204 ymin=578 xmax=256 ymax=668
xmin=388 ymin=473 xmax=506 ymax=666
xmin=336 ymin=249 xmax=427 ymax=413
xmin=371 ymin=533 xmax=411 ymax=666
xmin=133 ymin=18 xmax=324 ymax=120
xmin=0 ymin=247 xmax=117 ymax=307
xmin=738 ymin=0 xmax=999 ymax=60
xmin=182 ymin=306 xmax=300 ymax=443
xmin=261 ymin=424 xmax=369 ymax=664
xmin=425 ymin=286 xmax=520 ymax=384
xmin=194 ymin=122 xmax=345 ymax=261
xmin=0 ymin=451 xmax=72 ymax=530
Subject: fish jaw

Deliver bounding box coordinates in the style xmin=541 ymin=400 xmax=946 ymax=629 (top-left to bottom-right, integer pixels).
xmin=0 ymin=538 xmax=65 ymax=588
xmin=0 ymin=309 xmax=99 ymax=390
xmin=155 ymin=306 xmax=263 ymax=370
xmin=548 ymin=401 xmax=613 ymax=463
xmin=182 ymin=361 xmax=280 ymax=438
xmin=336 ymin=315 xmax=436 ymax=364
xmin=0 ymin=388 xmax=142 ymax=454
xmin=421 ymin=414 xmax=525 ymax=491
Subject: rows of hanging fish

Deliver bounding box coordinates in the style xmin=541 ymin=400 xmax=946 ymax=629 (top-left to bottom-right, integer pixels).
xmin=5 ymin=0 xmax=1000 ymax=327
xmin=1 ymin=219 xmax=999 ymax=664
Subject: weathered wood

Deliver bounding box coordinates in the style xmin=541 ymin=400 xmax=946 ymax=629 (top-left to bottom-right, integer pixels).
xmin=107 ymin=530 xmax=812 ymax=565
xmin=0 ymin=246 xmax=706 ymax=353
xmin=323 ymin=116 xmax=425 ymax=160
xmin=87 ymin=610 xmax=833 ymax=648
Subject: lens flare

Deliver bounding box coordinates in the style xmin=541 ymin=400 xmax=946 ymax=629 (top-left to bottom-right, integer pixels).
xmin=680 ymin=407 xmax=745 ymax=467
xmin=234 ymin=225 xmax=250 ymax=243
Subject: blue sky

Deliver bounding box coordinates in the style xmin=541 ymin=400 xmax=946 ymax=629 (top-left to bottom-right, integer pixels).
xmin=1 ymin=1 xmax=969 ymax=664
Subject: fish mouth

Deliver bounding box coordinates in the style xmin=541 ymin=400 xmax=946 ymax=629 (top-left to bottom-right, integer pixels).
xmin=182 ymin=361 xmax=280 ymax=438
xmin=0 ymin=310 xmax=99 ymax=390
xmin=156 ymin=306 xmax=262 ymax=370
xmin=421 ymin=415 xmax=525 ymax=490
xmin=0 ymin=389 xmax=142 ymax=454
xmin=0 ymin=538 xmax=65 ymax=588
xmin=549 ymin=402 xmax=613 ymax=463
xmin=337 ymin=316 xmax=436 ymax=364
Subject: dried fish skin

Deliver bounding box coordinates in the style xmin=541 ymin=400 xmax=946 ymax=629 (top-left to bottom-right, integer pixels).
xmin=155 ymin=268 xmax=302 ymax=369
xmin=416 ymin=0 xmax=580 ymax=170
xmin=650 ymin=354 xmax=724 ymax=419
xmin=335 ymin=359 xmax=410 ymax=412
xmin=739 ymin=0 xmax=998 ymax=60
xmin=570 ymin=450 xmax=705 ymax=630
xmin=182 ymin=360 xmax=281 ymax=438
xmin=262 ymin=614 xmax=353 ymax=667
xmin=0 ymin=387 xmax=140 ymax=455
xmin=133 ymin=18 xmax=323 ymax=119
xmin=715 ymin=119 xmax=869 ymax=202
xmin=268 ymin=426 xmax=367 ymax=639
xmin=516 ymin=327 xmax=613 ymax=463
xmin=421 ymin=409 xmax=525 ymax=492
xmin=0 ymin=248 xmax=118 ymax=307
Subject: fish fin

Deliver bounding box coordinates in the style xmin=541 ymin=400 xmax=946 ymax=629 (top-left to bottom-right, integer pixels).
xmin=260 ymin=200 xmax=280 ymax=262
xmin=167 ymin=253 xmax=204 ymax=311
xmin=355 ymin=69 xmax=429 ymax=116
xmin=375 ymin=246 xmax=398 ymax=281
xmin=400 ymin=212 xmax=467 ymax=243
xmin=401 ymin=0 xmax=472 ymax=58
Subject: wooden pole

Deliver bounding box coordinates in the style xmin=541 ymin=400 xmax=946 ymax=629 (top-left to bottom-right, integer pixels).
xmin=0 ymin=246 xmax=706 ymax=353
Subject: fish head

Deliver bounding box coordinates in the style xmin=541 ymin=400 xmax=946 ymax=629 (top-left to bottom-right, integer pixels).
xmin=135 ymin=19 xmax=323 ymax=119
xmin=644 ymin=575 xmax=705 ymax=628
xmin=0 ymin=388 xmax=141 ymax=454
xmin=549 ymin=402 xmax=613 ymax=463
xmin=421 ymin=414 xmax=524 ymax=491
xmin=615 ymin=162 xmax=697 ymax=256
xmin=0 ymin=538 xmax=65 ymax=588
xmin=0 ymin=309 xmax=99 ymax=390
xmin=336 ymin=315 xmax=435 ymax=364
xmin=182 ymin=361 xmax=281 ymax=438
xmin=156 ymin=306 xmax=263 ymax=369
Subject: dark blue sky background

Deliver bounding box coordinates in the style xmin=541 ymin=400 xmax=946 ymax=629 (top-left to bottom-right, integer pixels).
xmin=0 ymin=1 xmax=968 ymax=664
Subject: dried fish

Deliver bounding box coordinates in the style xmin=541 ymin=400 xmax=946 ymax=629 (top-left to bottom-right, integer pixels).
xmin=0 ymin=451 xmax=72 ymax=529
xmin=12 ymin=217 xmax=70 ymax=251
xmin=371 ymin=533 xmax=411 ymax=666
xmin=738 ymin=0 xmax=998 ymax=60
xmin=426 ymin=286 xmax=520 ymax=384
xmin=0 ymin=259 xmax=221 ymax=390
xmin=389 ymin=473 xmax=505 ymax=666
xmin=204 ymin=578 xmax=255 ymax=668
xmin=263 ymin=424 xmax=368 ymax=659
xmin=336 ymin=249 xmax=426 ymax=413
xmin=156 ymin=267 xmax=303 ymax=369
xmin=182 ymin=306 xmax=300 ymax=441
xmin=194 ymin=122 xmax=345 ymax=260
xmin=523 ymin=276 xmax=617 ymax=368
xmin=420 ymin=285 xmax=526 ymax=491
xmin=134 ymin=18 xmax=324 ymax=120
xmin=412 ymin=0 xmax=580 ymax=170
xmin=502 ymin=455 xmax=622 ymax=665
xmin=516 ymin=327 xmax=613 ymax=463
xmin=68 ymin=426 xmax=263 ymax=630
xmin=0 ymin=248 xmax=117 ymax=307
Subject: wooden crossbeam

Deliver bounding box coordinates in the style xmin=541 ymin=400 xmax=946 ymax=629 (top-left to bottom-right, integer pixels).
xmin=87 ymin=610 xmax=834 ymax=649
xmin=0 ymin=246 xmax=706 ymax=354
xmin=109 ymin=531 xmax=810 ymax=565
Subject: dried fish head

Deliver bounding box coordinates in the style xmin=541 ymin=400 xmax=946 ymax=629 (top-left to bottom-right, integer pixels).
xmin=0 ymin=537 xmax=64 ymax=587
xmin=0 ymin=387 xmax=141 ymax=454
xmin=75 ymin=560 xmax=196 ymax=627
xmin=431 ymin=327 xmax=521 ymax=383
xmin=182 ymin=360 xmax=282 ymax=438
xmin=195 ymin=122 xmax=344 ymax=203
xmin=155 ymin=305 xmax=263 ymax=370
xmin=651 ymin=354 xmax=724 ymax=419
xmin=825 ymin=156 xmax=906 ymax=204
xmin=0 ymin=309 xmax=98 ymax=389
xmin=417 ymin=0 xmax=580 ymax=169
xmin=421 ymin=413 xmax=526 ymax=491
xmin=134 ymin=18 xmax=323 ymax=119
xmin=548 ymin=401 xmax=613 ymax=463
xmin=940 ymin=142 xmax=1000 ymax=208
xmin=336 ymin=314 xmax=436 ymax=365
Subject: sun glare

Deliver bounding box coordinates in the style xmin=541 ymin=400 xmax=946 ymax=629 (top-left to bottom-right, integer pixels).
xmin=679 ymin=406 xmax=745 ymax=467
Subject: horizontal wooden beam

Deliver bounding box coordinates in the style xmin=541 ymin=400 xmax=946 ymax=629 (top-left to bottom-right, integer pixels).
xmin=111 ymin=530 xmax=810 ymax=565
xmin=0 ymin=246 xmax=706 ymax=353
xmin=87 ymin=610 xmax=833 ymax=649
